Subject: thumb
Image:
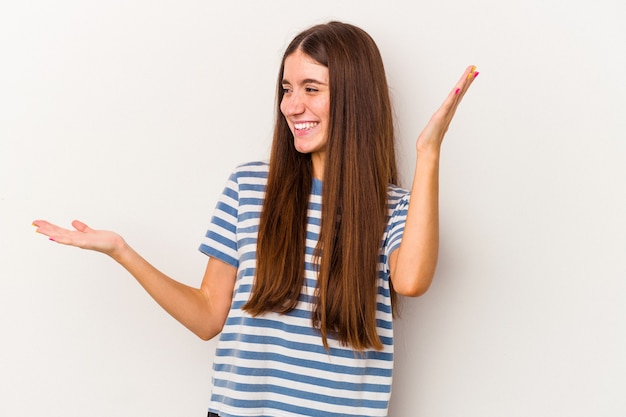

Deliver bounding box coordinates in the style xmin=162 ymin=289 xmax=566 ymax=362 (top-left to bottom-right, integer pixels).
xmin=71 ymin=220 xmax=91 ymax=232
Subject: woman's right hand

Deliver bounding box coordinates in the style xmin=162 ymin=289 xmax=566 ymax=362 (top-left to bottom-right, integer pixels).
xmin=32 ymin=220 xmax=125 ymax=258
xmin=32 ymin=218 xmax=236 ymax=339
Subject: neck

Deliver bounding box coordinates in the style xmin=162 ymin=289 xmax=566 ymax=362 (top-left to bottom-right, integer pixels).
xmin=312 ymin=152 xmax=325 ymax=180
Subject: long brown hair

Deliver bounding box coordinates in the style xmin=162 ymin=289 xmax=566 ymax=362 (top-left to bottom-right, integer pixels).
xmin=243 ymin=21 xmax=398 ymax=351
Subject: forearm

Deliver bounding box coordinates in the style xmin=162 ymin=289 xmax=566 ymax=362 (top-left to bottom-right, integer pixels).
xmin=32 ymin=219 xmax=230 ymax=339
xmin=391 ymin=149 xmax=440 ymax=296
xmin=112 ymin=240 xmax=223 ymax=340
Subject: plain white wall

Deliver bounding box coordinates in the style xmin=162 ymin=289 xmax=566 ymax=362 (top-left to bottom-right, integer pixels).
xmin=1 ymin=0 xmax=624 ymax=416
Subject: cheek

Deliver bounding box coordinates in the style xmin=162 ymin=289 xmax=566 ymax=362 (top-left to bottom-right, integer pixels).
xmin=316 ymin=99 xmax=330 ymax=121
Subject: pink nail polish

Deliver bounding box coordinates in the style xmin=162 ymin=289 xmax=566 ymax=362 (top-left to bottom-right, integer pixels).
xmin=473 ymin=71 xmax=479 ymax=78
xmin=455 ymin=88 xmax=460 ymax=95
xmin=49 ymin=238 xmax=55 ymax=242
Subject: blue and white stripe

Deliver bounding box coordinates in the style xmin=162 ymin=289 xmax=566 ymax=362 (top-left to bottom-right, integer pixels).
xmin=199 ymin=161 xmax=410 ymax=417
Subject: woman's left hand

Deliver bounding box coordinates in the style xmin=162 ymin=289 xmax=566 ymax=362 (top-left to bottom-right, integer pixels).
xmin=416 ymin=65 xmax=478 ymax=154
xmin=390 ymin=65 xmax=478 ymax=297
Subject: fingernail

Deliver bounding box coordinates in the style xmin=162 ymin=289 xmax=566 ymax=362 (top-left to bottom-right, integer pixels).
xmin=467 ymin=66 xmax=476 ymax=79
xmin=49 ymin=238 xmax=55 ymax=242
xmin=455 ymin=88 xmax=460 ymax=95
xmin=473 ymin=71 xmax=479 ymax=78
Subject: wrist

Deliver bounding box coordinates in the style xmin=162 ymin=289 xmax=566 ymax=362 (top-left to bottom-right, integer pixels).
xmin=109 ymin=234 xmax=131 ymax=262
xmin=416 ymin=147 xmax=441 ymax=162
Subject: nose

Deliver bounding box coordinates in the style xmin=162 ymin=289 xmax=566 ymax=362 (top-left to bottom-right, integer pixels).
xmin=281 ymin=91 xmax=305 ymax=117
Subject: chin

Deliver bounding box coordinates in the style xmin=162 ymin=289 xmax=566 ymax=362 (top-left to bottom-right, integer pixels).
xmin=294 ymin=141 xmax=324 ymax=155
xmin=293 ymin=143 xmax=313 ymax=155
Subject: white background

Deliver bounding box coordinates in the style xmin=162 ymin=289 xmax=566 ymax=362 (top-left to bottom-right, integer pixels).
xmin=1 ymin=1 xmax=624 ymax=416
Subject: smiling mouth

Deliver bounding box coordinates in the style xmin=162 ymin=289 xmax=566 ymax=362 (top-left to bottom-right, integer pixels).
xmin=294 ymin=122 xmax=319 ymax=130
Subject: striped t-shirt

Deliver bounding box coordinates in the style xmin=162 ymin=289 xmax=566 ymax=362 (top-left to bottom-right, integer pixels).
xmin=199 ymin=161 xmax=410 ymax=417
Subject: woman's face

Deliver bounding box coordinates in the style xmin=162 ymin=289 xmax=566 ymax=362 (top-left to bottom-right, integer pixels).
xmin=280 ymin=49 xmax=330 ymax=177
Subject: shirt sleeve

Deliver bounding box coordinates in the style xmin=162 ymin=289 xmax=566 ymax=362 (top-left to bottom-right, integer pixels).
xmin=385 ymin=192 xmax=410 ymax=259
xmin=199 ymin=170 xmax=240 ymax=268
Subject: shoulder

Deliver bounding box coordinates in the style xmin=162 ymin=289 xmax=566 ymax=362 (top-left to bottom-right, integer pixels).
xmin=386 ymin=183 xmax=410 ymax=205
xmin=227 ymin=161 xmax=270 ymax=184
xmin=385 ymin=183 xmax=410 ymax=224
xmin=232 ymin=160 xmax=269 ymax=175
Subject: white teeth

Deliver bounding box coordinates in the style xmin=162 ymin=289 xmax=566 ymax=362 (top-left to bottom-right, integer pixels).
xmin=294 ymin=122 xmax=318 ymax=130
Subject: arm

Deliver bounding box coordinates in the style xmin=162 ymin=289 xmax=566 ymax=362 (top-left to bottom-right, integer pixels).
xmin=32 ymin=219 xmax=236 ymax=340
xmin=390 ymin=65 xmax=478 ymax=297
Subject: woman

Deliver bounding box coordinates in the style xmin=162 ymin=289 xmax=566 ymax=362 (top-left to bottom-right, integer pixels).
xmin=33 ymin=21 xmax=477 ymax=417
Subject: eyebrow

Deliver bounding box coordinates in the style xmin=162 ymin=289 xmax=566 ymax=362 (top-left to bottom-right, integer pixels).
xmin=281 ymin=78 xmax=328 ymax=86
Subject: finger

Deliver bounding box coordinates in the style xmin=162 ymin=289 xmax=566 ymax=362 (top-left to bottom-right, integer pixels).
xmin=442 ymin=66 xmax=475 ymax=109
xmin=32 ymin=219 xmax=47 ymax=229
xmin=71 ymin=220 xmax=91 ymax=233
xmin=444 ymin=65 xmax=478 ymax=117
xmin=32 ymin=220 xmax=68 ymax=243
xmin=454 ymin=65 xmax=478 ymax=98
xmin=431 ymin=66 xmax=479 ymax=130
xmin=32 ymin=219 xmax=57 ymax=236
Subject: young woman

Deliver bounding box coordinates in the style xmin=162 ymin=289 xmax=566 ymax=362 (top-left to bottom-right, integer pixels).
xmin=33 ymin=21 xmax=477 ymax=417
